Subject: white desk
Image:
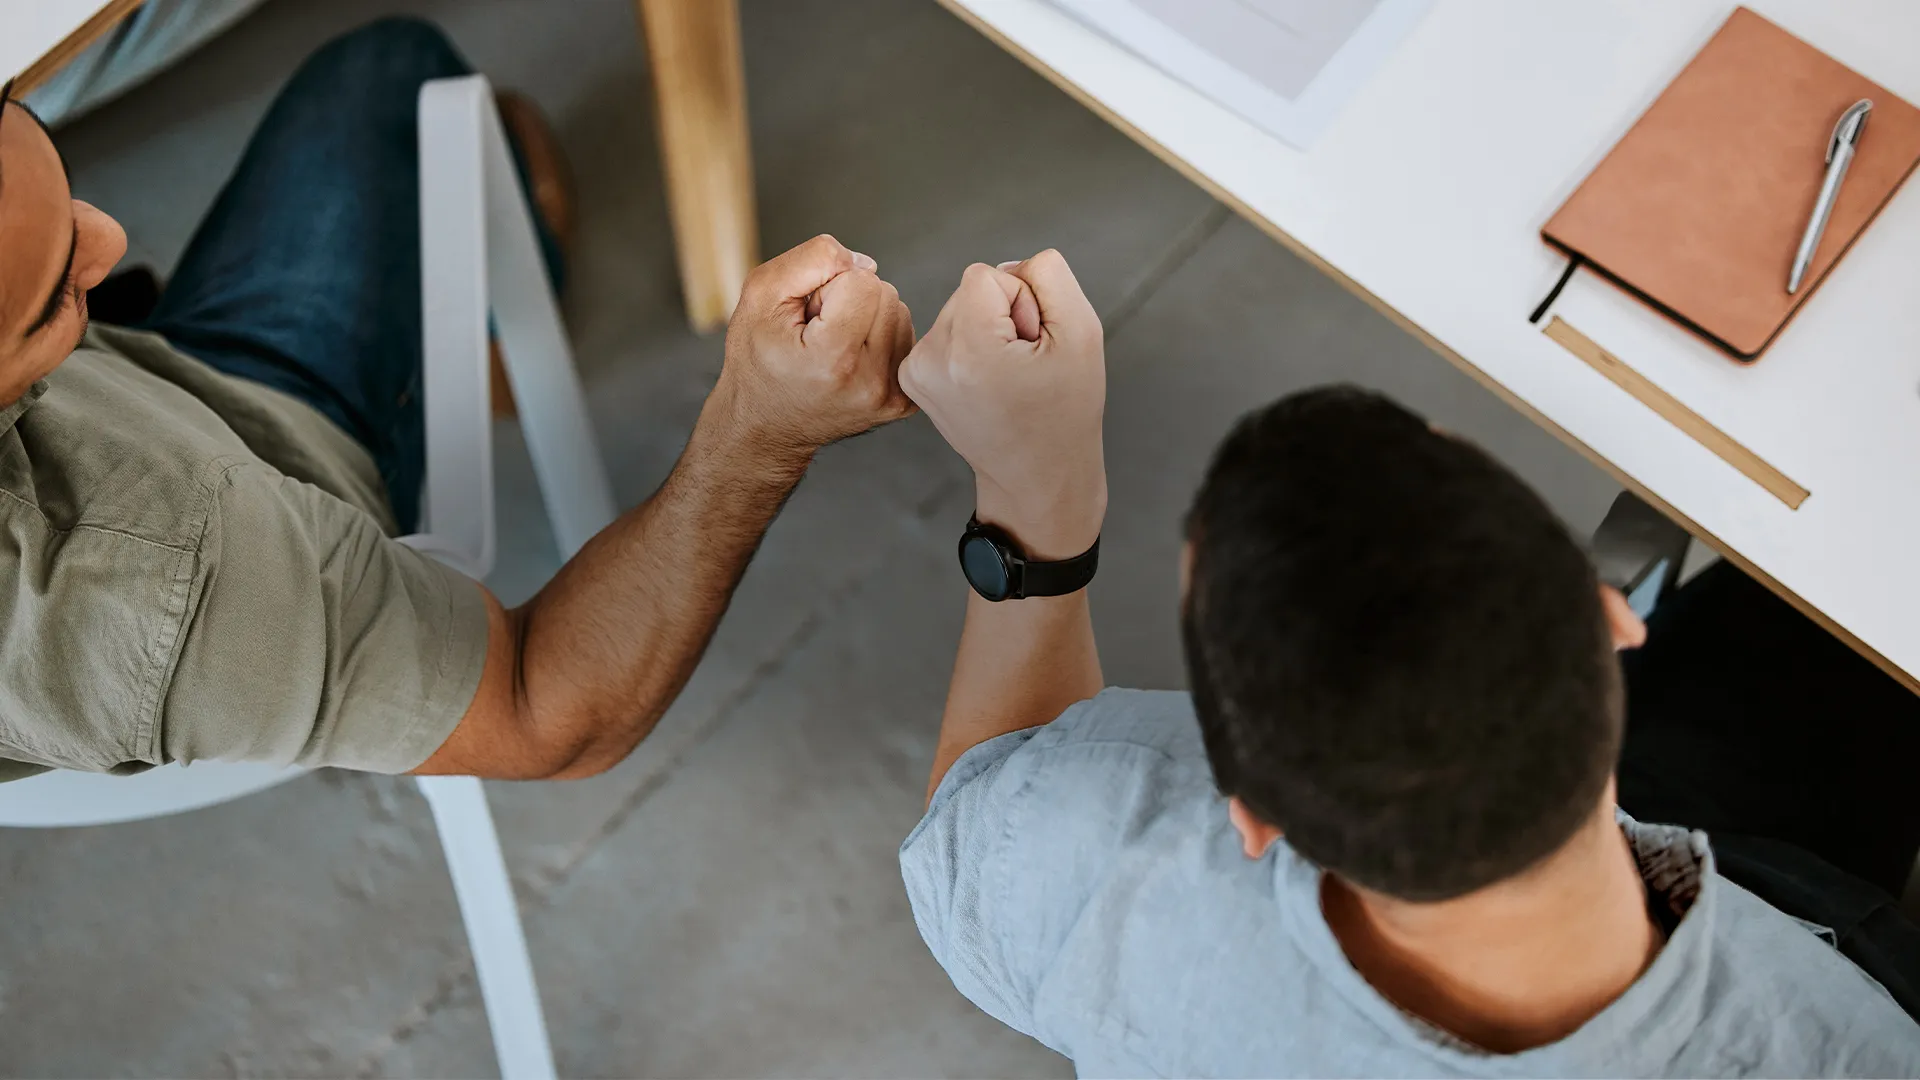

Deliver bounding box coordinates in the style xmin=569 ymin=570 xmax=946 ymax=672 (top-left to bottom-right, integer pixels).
xmin=944 ymin=0 xmax=1920 ymax=691
xmin=1 ymin=0 xmax=140 ymax=93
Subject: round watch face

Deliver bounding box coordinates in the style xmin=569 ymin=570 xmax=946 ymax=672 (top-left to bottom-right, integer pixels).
xmin=960 ymin=534 xmax=1013 ymax=601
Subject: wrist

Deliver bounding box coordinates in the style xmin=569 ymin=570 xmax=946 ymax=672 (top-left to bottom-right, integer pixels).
xmin=699 ymin=377 xmax=817 ymax=479
xmin=973 ymin=473 xmax=1107 ymax=562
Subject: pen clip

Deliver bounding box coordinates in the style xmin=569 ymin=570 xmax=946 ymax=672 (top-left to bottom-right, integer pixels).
xmin=1827 ymin=99 xmax=1873 ymax=163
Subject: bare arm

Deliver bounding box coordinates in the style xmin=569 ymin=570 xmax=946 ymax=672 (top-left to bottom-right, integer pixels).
xmin=900 ymin=252 xmax=1110 ymax=799
xmin=421 ymin=390 xmax=809 ymax=779
xmin=417 ymin=236 xmax=916 ymax=779
xmin=929 ymin=589 xmax=1103 ymax=801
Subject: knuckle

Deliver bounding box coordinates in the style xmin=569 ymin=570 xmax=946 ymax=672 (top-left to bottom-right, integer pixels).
xmin=809 ymin=234 xmax=852 ymax=268
xmin=740 ymin=266 xmax=779 ymax=304
xmin=1027 ymin=249 xmax=1070 ymax=278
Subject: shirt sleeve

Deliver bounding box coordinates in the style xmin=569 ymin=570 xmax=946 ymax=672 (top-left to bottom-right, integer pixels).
xmin=899 ymin=725 xmax=1047 ymax=1036
xmin=899 ymin=689 xmax=1213 ymax=1050
xmin=158 ymin=460 xmax=491 ymax=772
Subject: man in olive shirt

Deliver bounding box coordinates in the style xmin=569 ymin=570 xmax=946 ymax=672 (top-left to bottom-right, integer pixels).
xmin=0 ymin=20 xmax=917 ymax=781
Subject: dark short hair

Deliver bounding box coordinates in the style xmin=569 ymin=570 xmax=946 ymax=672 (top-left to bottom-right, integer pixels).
xmin=1182 ymin=386 xmax=1620 ymax=901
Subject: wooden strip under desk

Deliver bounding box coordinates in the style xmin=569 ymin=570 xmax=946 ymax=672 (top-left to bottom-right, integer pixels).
xmin=12 ymin=0 xmax=148 ymax=93
xmin=1541 ymin=317 xmax=1808 ymax=509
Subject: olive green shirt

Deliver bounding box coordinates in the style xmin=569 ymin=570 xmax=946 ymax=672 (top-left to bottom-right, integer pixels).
xmin=0 ymin=326 xmax=489 ymax=782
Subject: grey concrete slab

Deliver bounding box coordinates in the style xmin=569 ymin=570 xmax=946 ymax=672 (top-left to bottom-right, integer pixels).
xmin=0 ymin=770 xmax=468 ymax=1077
xmin=373 ymin=483 xmax=1068 ymax=1079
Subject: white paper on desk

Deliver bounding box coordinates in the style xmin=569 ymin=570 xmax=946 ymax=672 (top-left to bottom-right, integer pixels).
xmin=1047 ymin=0 xmax=1433 ymax=150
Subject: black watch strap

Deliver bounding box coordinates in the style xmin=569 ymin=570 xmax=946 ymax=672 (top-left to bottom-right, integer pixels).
xmin=969 ymin=515 xmax=1100 ymax=599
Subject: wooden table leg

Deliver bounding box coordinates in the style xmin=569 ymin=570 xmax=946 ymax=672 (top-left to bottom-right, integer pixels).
xmin=636 ymin=0 xmax=760 ymax=333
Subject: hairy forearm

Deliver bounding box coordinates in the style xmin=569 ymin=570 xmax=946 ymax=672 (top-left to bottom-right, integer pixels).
xmin=417 ymin=233 xmax=919 ymax=780
xmin=514 ymin=382 xmax=811 ymax=777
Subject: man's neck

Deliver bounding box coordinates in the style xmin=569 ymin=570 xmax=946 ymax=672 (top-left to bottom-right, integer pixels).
xmin=1320 ymin=812 xmax=1664 ymax=1054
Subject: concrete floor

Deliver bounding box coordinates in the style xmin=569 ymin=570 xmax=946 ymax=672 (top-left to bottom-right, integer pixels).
xmin=0 ymin=0 xmax=1620 ymax=1075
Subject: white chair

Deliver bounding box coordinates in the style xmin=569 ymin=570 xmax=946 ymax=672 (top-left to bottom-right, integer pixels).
xmin=0 ymin=74 xmax=616 ymax=1080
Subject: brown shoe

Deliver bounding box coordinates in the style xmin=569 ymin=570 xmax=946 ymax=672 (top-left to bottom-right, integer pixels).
xmin=489 ymin=91 xmax=576 ymax=416
xmin=489 ymin=340 xmax=516 ymax=418
xmin=495 ymin=90 xmax=576 ymax=258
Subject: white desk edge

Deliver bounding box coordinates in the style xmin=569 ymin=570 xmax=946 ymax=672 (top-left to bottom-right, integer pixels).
xmin=3 ymin=2 xmax=123 ymax=87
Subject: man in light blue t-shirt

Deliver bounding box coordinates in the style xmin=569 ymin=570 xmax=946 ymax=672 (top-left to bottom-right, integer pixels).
xmin=894 ymin=251 xmax=1920 ymax=1076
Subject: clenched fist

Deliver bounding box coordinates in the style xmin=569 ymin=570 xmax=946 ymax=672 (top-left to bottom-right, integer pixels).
xmin=712 ymin=234 xmax=917 ymax=460
xmin=899 ymin=250 xmax=1107 ymax=560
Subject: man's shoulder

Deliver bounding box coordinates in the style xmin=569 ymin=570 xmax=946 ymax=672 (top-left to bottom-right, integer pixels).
xmin=1678 ymin=878 xmax=1920 ymax=1072
xmin=915 ymin=688 xmax=1208 ymax=824
xmin=1031 ymin=687 xmax=1208 ymax=757
xmin=0 ymin=341 xmax=270 ymax=772
xmin=1009 ymin=695 xmax=1356 ymax=1074
xmin=902 ymin=687 xmax=1325 ymax=1072
xmin=964 ymin=688 xmax=1216 ymax=833
xmin=1707 ymin=877 xmax=1912 ymax=1012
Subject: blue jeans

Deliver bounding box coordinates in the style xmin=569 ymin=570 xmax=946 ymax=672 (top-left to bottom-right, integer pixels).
xmin=141 ymin=17 xmax=560 ymax=532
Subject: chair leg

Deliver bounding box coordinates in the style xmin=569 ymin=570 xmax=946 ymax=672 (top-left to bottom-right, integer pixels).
xmin=455 ymin=76 xmax=618 ymax=559
xmin=416 ymin=775 xmax=556 ymax=1080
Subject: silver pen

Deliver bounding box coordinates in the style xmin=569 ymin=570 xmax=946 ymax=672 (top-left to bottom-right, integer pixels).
xmin=1788 ymin=98 xmax=1873 ymax=295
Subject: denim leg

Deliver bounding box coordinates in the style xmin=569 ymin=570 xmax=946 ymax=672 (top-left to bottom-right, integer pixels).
xmin=143 ymin=17 xmax=473 ymax=532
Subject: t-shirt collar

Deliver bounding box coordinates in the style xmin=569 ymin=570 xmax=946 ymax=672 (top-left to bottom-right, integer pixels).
xmin=1275 ymin=812 xmax=1718 ymax=1075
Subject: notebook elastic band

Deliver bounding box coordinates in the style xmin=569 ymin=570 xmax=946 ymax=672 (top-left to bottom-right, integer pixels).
xmin=1529 ymin=255 xmax=1584 ymax=324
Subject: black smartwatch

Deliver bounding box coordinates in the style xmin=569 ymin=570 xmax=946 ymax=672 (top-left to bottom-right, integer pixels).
xmin=957 ymin=516 xmax=1100 ymax=602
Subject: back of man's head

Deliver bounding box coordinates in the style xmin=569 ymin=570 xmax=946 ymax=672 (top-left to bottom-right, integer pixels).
xmin=1182 ymin=385 xmax=1620 ymax=902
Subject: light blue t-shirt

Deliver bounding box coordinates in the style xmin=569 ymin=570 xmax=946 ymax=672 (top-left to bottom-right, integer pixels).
xmin=900 ymin=689 xmax=1920 ymax=1077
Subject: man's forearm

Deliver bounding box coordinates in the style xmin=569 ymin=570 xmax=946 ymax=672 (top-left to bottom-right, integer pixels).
xmin=513 ymin=381 xmax=811 ymax=778
xmin=927 ymin=588 xmax=1103 ymax=800
xmin=417 ymin=233 xmax=916 ymax=780
xmin=893 ymin=250 xmax=1110 ymax=801
xmin=925 ymin=478 xmax=1106 ymax=800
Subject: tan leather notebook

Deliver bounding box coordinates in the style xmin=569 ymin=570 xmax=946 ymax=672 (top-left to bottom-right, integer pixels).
xmin=1540 ymin=7 xmax=1920 ymax=362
